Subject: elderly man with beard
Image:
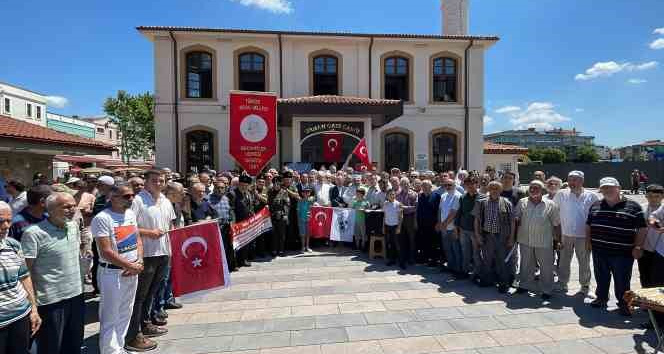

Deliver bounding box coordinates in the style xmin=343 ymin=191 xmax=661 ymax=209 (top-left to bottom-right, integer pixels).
xmin=0 ymin=201 xmax=41 ymax=354
xmin=22 ymin=192 xmax=84 ymax=354
xmin=91 ymin=184 xmax=144 ymax=354
xmin=513 ymin=180 xmax=561 ymax=300
xmin=587 ymin=177 xmax=647 ymax=316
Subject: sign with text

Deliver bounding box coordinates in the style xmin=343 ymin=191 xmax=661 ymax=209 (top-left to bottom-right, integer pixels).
xmin=229 ymin=91 xmax=277 ymax=176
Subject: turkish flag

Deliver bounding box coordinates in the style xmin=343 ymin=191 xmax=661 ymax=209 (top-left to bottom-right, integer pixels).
xmin=322 ymin=133 xmax=344 ymax=162
xmin=308 ymin=206 xmax=333 ymax=239
xmin=351 ymin=138 xmax=371 ymax=167
xmin=169 ymin=221 xmax=230 ymax=297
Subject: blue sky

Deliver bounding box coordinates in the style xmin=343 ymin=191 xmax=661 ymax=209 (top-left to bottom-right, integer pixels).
xmin=1 ymin=0 xmax=663 ymax=147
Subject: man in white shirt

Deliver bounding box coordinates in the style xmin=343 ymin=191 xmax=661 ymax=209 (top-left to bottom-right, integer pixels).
xmin=125 ymin=170 xmax=175 ymax=350
xmin=91 ymin=183 xmax=145 ymax=353
xmin=553 ymin=170 xmax=599 ymax=295
xmin=436 ymin=177 xmax=463 ymax=276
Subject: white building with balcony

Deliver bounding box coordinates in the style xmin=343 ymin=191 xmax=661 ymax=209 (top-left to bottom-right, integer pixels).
xmin=138 ymin=0 xmax=498 ymax=173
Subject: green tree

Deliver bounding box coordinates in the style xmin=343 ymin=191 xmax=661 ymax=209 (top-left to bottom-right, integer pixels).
xmin=104 ymin=91 xmax=155 ymax=163
xmin=528 ymin=147 xmax=567 ymax=164
xmin=575 ymin=145 xmax=600 ymax=163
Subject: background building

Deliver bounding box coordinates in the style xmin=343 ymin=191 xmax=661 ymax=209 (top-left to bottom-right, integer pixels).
xmin=0 ymin=82 xmax=47 ymax=126
xmin=483 ymin=142 xmax=528 ymax=173
xmin=484 ymin=127 xmax=594 ymax=161
xmin=139 ymin=0 xmax=498 ymax=173
xmin=618 ymin=140 xmax=664 ymax=162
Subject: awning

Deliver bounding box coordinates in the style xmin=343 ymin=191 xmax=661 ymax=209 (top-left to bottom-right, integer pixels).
xmin=278 ymin=95 xmax=403 ymax=128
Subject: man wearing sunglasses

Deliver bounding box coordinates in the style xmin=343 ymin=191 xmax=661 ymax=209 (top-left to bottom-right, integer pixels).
xmin=91 ymin=183 xmax=144 ymax=353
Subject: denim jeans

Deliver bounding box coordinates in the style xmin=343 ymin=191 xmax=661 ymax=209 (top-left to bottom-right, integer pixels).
xmin=37 ymin=294 xmax=85 ymax=354
xmin=151 ymin=264 xmax=174 ymax=317
xmin=592 ymin=249 xmax=634 ymax=307
xmin=459 ymin=229 xmax=474 ymax=274
xmin=441 ymin=229 xmax=462 ymax=273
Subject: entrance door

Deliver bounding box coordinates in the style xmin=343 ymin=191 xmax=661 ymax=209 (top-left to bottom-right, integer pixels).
xmin=186 ymin=130 xmax=214 ymax=173
xmin=301 ymin=133 xmax=359 ymax=168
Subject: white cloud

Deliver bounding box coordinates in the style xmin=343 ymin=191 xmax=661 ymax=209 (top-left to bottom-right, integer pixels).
xmin=654 ymin=28 xmax=664 ymax=35
xmin=483 ymin=115 xmax=494 ymax=125
xmin=230 ymin=0 xmax=293 ymax=14
xmin=575 ymin=108 xmax=585 ymax=113
xmin=495 ymin=106 xmax=521 ymax=114
xmin=628 ymin=78 xmax=647 ymax=84
xmin=650 ymin=38 xmax=664 ymax=50
xmin=574 ymin=60 xmax=658 ymax=80
xmin=45 ymin=95 xmax=69 ymax=108
xmin=503 ymin=102 xmax=571 ymax=130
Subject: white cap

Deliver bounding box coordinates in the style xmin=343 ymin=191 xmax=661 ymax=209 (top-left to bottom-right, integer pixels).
xmin=98 ymin=175 xmax=115 ymax=186
xmin=529 ymin=180 xmax=546 ymax=189
xmin=599 ymin=177 xmax=620 ymax=188
xmin=568 ymin=170 xmax=585 ymax=179
xmin=65 ymin=177 xmax=81 ymax=185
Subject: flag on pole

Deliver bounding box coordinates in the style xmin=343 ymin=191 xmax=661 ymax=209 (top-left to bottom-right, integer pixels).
xmin=351 ymin=138 xmax=371 ymax=167
xmin=322 ymin=133 xmax=344 ymax=162
xmin=169 ymin=221 xmax=230 ymax=297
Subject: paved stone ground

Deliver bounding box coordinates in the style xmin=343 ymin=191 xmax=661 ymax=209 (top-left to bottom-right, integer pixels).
xmin=80 ymin=193 xmax=658 ymax=354
xmin=82 ymin=244 xmax=659 ymax=354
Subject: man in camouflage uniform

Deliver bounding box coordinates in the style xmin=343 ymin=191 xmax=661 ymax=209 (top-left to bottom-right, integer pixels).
xmin=268 ymin=172 xmax=299 ymax=256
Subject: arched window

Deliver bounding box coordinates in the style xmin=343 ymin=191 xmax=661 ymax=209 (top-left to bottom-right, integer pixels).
xmin=186 ymin=51 xmax=213 ymax=98
xmin=431 ymin=132 xmax=457 ymax=172
xmin=384 ymin=56 xmax=409 ymax=101
xmin=238 ymin=52 xmax=266 ymax=91
xmin=384 ymin=132 xmax=410 ymax=171
xmin=186 ymin=130 xmax=214 ymax=173
xmin=313 ymin=55 xmax=339 ymax=95
xmin=432 ymin=57 xmax=457 ymax=102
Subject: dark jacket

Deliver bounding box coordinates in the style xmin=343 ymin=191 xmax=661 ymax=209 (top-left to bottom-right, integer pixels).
xmin=329 ymin=185 xmax=346 ymax=207
xmin=416 ymin=192 xmax=440 ymax=227
xmin=455 ymin=192 xmax=485 ymax=231
xmin=184 ymin=196 xmax=217 ymax=225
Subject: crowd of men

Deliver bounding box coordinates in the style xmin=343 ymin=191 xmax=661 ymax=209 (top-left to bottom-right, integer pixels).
xmin=1 ymin=164 xmax=663 ymax=354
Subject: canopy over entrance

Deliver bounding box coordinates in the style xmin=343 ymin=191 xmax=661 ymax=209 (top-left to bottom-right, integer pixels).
xmin=277 ymin=95 xmax=403 ymax=128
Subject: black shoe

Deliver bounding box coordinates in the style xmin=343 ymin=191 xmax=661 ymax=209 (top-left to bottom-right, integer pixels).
xmin=590 ymin=299 xmax=607 ymax=308
xmin=497 ymin=285 xmax=509 ymax=294
xmin=541 ymin=293 xmax=552 ymax=300
xmin=142 ymin=324 xmax=168 ymax=338
xmin=165 ymin=300 xmax=183 ymax=310
xmin=151 ymin=316 xmax=167 ymax=326
xmin=515 ymin=287 xmax=528 ymax=294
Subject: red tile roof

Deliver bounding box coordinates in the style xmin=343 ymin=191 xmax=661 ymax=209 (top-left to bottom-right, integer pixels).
xmin=0 ymin=115 xmax=115 ymax=151
xmin=137 ymin=26 xmax=500 ymax=41
xmin=484 ymin=142 xmax=528 ymax=155
xmin=278 ymin=95 xmax=401 ymax=106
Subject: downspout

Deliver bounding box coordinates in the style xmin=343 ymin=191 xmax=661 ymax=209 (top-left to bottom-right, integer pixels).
xmin=463 ymin=39 xmax=474 ymax=169
xmin=368 ymin=36 xmax=374 ymax=98
xmin=278 ymin=34 xmax=283 ymax=166
xmin=169 ymin=31 xmax=180 ymax=171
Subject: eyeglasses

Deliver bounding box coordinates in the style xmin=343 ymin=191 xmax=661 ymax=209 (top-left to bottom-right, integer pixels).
xmin=443 ymin=184 xmax=454 ymax=187
xmin=120 ymin=194 xmax=134 ymax=200
xmin=0 ymin=218 xmax=11 ymax=224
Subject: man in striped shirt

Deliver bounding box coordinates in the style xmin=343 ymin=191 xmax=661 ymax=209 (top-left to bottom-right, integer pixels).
xmin=0 ymin=201 xmax=41 ymax=354
xmin=586 ymin=177 xmax=647 ymax=316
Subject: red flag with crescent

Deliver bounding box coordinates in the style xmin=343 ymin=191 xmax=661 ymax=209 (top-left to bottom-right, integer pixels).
xmin=322 ymin=133 xmax=344 ymax=162
xmin=169 ymin=221 xmax=230 ymax=296
xmin=308 ymin=206 xmax=333 ymax=239
xmin=351 ymin=138 xmax=371 ymax=167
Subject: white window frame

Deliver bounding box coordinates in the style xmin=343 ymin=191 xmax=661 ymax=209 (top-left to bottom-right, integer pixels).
xmin=36 ymin=106 xmax=42 ymax=120
xmin=26 ymin=103 xmax=32 ymax=117
xmin=4 ymin=98 xmax=10 ymax=114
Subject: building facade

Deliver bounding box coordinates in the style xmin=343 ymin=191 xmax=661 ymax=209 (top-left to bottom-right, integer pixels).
xmin=483 ymin=142 xmax=528 ymax=173
xmin=0 ymin=82 xmax=47 ymax=126
xmin=139 ymin=0 xmax=498 ymax=173
xmin=484 ymin=127 xmax=594 ymax=161
xmin=618 ymin=140 xmax=664 ymax=162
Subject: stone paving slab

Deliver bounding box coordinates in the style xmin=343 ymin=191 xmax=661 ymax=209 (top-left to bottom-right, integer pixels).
xmin=83 ymin=246 xmax=658 ymax=353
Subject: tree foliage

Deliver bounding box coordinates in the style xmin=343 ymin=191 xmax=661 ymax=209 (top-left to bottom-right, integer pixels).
xmin=104 ymin=91 xmax=155 ymax=163
xmin=527 ymin=147 xmax=567 ymax=164
xmin=574 ymin=145 xmax=600 ymax=163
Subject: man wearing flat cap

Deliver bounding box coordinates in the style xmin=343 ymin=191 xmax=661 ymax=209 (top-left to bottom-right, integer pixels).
xmin=227 ymin=174 xmax=255 ymax=268
xmin=513 ymin=180 xmax=561 ymax=300
xmin=553 ymin=170 xmax=599 ymax=296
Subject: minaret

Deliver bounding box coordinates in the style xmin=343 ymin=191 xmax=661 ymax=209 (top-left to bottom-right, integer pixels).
xmin=441 ymin=0 xmax=469 ymax=36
